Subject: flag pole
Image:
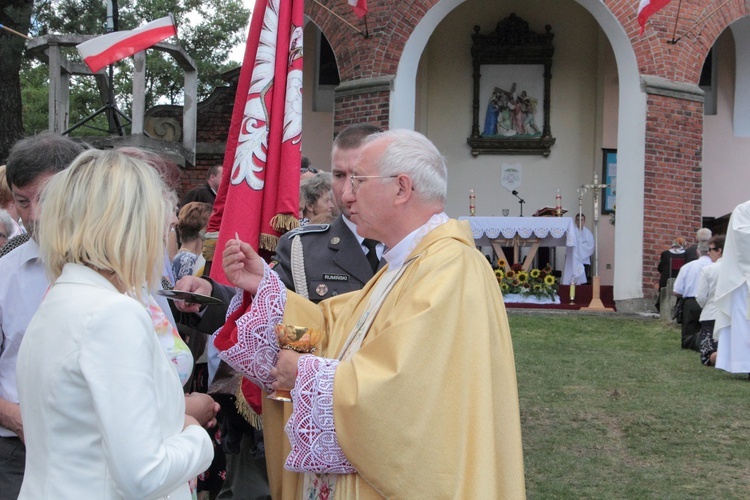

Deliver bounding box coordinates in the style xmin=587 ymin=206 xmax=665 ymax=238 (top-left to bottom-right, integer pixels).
xmin=312 ymin=0 xmax=367 ymax=38
xmin=669 ymin=0 xmax=732 ymax=45
xmin=0 ymin=23 xmax=32 ymax=40
xmin=669 ymin=0 xmax=682 ymax=45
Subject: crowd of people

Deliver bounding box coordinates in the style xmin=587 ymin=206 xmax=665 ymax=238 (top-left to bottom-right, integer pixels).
xmin=0 ymin=126 xmax=525 ymax=499
xmin=662 ymin=220 xmax=750 ymax=375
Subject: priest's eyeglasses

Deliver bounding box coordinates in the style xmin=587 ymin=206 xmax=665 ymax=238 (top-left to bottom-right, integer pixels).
xmin=350 ymin=175 xmax=398 ymax=193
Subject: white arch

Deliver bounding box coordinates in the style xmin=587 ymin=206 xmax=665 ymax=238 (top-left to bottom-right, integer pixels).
xmin=730 ymin=17 xmax=750 ymax=136
xmin=390 ymin=0 xmax=647 ymax=303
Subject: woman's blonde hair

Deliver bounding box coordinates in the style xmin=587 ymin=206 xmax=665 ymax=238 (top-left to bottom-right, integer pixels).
xmin=39 ymin=149 xmax=170 ymax=295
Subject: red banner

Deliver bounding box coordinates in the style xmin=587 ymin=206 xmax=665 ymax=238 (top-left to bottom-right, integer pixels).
xmin=208 ymin=0 xmax=303 ymax=285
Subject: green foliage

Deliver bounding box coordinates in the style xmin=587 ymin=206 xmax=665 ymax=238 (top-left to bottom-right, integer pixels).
xmin=510 ymin=312 xmax=750 ymax=498
xmin=22 ymin=0 xmax=249 ymax=131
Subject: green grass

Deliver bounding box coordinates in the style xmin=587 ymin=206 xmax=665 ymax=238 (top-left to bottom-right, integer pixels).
xmin=510 ymin=312 xmax=750 ymax=499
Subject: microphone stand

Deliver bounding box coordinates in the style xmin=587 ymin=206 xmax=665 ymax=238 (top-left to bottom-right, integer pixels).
xmin=512 ymin=190 xmax=525 ymax=217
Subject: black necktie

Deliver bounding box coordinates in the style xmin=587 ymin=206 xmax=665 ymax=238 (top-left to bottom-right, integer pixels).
xmin=363 ymin=238 xmax=380 ymax=274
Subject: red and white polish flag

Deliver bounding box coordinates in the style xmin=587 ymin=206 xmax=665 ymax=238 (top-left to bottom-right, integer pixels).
xmin=76 ymin=15 xmax=177 ymax=73
xmin=348 ymin=0 xmax=367 ymax=18
xmin=637 ymin=0 xmax=672 ymax=34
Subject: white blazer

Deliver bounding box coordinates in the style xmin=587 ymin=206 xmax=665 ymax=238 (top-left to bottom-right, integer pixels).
xmin=17 ymin=263 xmax=213 ymax=499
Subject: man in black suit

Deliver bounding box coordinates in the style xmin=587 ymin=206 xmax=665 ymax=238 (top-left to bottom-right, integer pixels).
xmin=179 ymin=165 xmax=222 ymax=209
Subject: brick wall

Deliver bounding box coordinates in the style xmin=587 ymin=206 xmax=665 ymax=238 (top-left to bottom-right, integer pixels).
xmin=642 ymin=93 xmax=704 ymax=298
xmin=190 ymin=0 xmax=748 ymax=299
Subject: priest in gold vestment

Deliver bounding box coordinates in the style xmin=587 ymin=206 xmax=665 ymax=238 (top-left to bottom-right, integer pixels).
xmin=215 ymin=130 xmax=526 ymax=499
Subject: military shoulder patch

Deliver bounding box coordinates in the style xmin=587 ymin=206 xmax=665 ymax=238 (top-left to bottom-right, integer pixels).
xmin=285 ymin=224 xmax=331 ymax=239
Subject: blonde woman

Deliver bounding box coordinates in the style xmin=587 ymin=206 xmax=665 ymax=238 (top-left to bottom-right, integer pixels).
xmin=16 ymin=150 xmax=213 ymax=499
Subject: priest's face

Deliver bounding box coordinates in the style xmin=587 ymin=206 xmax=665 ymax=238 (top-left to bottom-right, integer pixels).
xmin=344 ymin=139 xmax=398 ymax=244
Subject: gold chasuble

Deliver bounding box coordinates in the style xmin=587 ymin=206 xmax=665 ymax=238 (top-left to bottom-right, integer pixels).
xmin=262 ymin=219 xmax=525 ymax=499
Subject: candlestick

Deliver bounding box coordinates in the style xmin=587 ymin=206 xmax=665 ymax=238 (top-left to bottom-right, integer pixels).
xmin=469 ymin=188 xmax=476 ymax=216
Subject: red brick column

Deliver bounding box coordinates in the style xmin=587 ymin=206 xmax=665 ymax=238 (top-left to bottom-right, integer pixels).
xmin=641 ymin=76 xmax=704 ymax=299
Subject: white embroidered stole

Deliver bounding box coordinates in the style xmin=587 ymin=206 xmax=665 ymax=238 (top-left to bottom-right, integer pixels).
xmin=302 ymin=257 xmax=417 ymax=499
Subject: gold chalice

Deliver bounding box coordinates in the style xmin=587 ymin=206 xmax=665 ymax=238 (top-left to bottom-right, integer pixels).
xmin=267 ymin=324 xmax=323 ymax=402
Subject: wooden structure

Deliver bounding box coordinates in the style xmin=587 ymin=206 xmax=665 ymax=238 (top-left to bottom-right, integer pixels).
xmin=26 ymin=34 xmax=198 ymax=166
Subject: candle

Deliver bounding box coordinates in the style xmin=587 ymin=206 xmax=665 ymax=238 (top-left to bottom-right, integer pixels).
xmin=469 ymin=188 xmax=476 ymax=216
xmin=555 ymin=188 xmax=562 ymax=217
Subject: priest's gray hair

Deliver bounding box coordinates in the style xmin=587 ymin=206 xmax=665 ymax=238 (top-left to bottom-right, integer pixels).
xmin=367 ymin=129 xmax=447 ymax=204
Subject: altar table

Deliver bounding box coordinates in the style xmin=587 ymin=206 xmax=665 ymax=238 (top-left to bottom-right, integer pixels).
xmin=459 ymin=216 xmax=584 ymax=284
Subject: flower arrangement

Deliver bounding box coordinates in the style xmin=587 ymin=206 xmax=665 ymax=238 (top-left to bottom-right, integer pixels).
xmin=494 ymin=261 xmax=559 ymax=300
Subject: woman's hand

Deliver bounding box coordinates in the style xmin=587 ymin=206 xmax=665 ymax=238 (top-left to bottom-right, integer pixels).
xmin=223 ymin=237 xmax=265 ymax=294
xmin=184 ymin=393 xmax=220 ymax=429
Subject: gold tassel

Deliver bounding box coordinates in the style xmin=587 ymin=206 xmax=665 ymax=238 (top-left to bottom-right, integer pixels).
xmin=234 ymin=384 xmax=263 ymax=430
xmin=202 ymin=231 xmax=219 ymax=262
xmin=259 ymin=233 xmax=279 ymax=252
xmin=270 ymin=213 xmax=300 ymax=233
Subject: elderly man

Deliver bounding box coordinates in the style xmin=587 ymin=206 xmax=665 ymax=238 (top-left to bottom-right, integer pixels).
xmin=0 ymin=133 xmax=84 ymax=499
xmin=684 ymin=227 xmax=712 ymax=264
xmin=673 ymin=240 xmax=712 ymax=350
xmin=215 ymin=130 xmax=525 ymax=498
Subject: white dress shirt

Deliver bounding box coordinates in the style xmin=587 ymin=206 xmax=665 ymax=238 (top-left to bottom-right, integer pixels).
xmin=17 ymin=263 xmax=213 ymax=499
xmin=673 ymin=255 xmax=712 ymax=298
xmin=0 ymin=239 xmax=47 ymax=437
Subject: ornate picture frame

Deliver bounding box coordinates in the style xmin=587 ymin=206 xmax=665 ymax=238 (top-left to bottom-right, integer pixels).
xmin=602 ymin=148 xmax=617 ymax=214
xmin=467 ymin=14 xmax=556 ymax=157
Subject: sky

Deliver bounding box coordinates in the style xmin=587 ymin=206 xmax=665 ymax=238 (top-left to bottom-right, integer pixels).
xmin=228 ymin=2 xmax=253 ymax=63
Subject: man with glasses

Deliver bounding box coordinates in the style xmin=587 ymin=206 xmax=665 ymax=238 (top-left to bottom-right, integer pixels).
xmin=674 ymin=240 xmax=713 ymax=350
xmin=696 ymin=235 xmax=725 ymax=366
xmin=0 ymin=133 xmax=83 ymax=499
xmin=214 ymin=129 xmax=525 ymax=498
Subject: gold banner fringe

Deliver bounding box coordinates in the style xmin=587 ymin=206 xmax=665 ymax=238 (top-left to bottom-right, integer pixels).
xmin=260 ymin=233 xmax=279 ymax=253
xmin=270 ymin=213 xmax=300 ymax=233
xmin=234 ymin=384 xmax=263 ymax=430
xmin=202 ymin=235 xmax=217 ymax=262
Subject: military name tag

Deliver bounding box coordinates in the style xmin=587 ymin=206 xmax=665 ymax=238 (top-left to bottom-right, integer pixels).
xmin=323 ymin=273 xmax=349 ymax=281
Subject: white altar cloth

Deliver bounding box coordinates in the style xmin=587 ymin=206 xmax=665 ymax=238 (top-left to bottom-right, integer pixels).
xmin=460 ymin=216 xmax=583 ymax=285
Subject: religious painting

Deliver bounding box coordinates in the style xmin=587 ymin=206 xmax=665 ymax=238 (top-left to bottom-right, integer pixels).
xmin=480 ymin=66 xmax=544 ymax=139
xmin=467 ymin=13 xmax=556 ymax=157
xmin=602 ymin=148 xmax=617 ymax=214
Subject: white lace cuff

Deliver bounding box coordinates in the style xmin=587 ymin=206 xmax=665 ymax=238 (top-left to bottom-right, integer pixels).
xmin=285 ymin=355 xmax=355 ymax=473
xmin=215 ymin=263 xmax=286 ymax=392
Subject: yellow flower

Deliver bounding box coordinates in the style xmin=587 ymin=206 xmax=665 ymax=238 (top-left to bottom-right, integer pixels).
xmin=533 ymin=284 xmax=543 ymax=292
xmin=530 ymin=268 xmax=541 ymax=279
xmin=544 ymin=275 xmax=556 ymax=285
xmin=501 ymin=283 xmax=509 ymax=292
xmin=517 ymin=271 xmax=528 ymax=283
xmin=497 ymin=259 xmax=507 ymax=268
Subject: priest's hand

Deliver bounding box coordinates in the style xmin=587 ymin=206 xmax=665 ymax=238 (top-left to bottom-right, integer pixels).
xmin=271 ymin=350 xmax=302 ymax=392
xmin=223 ymin=237 xmax=265 ymax=294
